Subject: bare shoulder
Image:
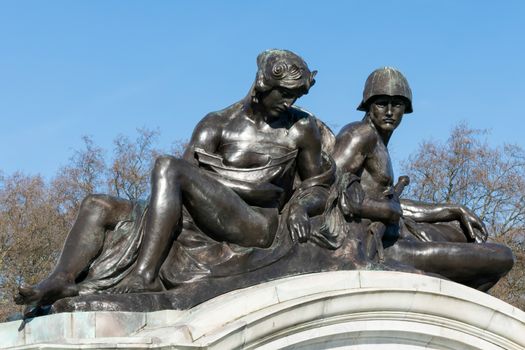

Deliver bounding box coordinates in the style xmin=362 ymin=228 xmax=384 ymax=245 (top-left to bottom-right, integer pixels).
xmin=194 ymin=112 xmax=221 ymax=132
xmin=333 ymin=119 xmax=377 ymax=172
xmin=196 ymin=102 xmax=241 ymax=130
xmin=289 ymin=106 xmax=321 ymax=139
xmin=335 ymin=119 xmax=376 ymax=150
xmin=185 ymin=102 xmax=243 ymax=159
xmin=192 ymin=102 xmax=244 ymax=138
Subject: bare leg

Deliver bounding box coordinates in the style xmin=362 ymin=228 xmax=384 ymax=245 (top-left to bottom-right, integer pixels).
xmin=15 ymin=194 xmax=133 ymax=306
xmin=115 ymin=156 xmax=279 ymax=293
xmin=385 ymin=240 xmax=514 ymax=291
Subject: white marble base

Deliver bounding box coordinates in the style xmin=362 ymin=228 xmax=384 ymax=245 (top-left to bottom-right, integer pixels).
xmin=2 ymin=271 xmax=525 ymax=349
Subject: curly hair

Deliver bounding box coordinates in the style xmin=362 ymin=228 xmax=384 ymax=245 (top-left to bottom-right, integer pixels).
xmin=254 ymin=49 xmax=317 ymax=95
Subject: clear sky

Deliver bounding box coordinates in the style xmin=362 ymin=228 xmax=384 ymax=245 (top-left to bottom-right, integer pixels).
xmin=0 ymin=1 xmax=524 ymax=178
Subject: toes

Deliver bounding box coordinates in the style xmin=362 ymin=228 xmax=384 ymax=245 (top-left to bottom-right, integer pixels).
xmin=23 ymin=306 xmax=39 ymax=318
xmin=15 ymin=281 xmax=78 ymax=306
xmin=18 ymin=285 xmax=34 ymax=297
xmin=15 ymin=285 xmax=37 ymax=305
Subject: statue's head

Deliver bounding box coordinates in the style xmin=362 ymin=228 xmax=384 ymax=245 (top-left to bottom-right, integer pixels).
xmin=357 ymin=67 xmax=413 ymax=114
xmin=254 ymin=49 xmax=317 ymax=95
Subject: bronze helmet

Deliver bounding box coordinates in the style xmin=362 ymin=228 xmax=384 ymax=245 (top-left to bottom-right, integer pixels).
xmin=357 ymin=67 xmax=413 ymax=113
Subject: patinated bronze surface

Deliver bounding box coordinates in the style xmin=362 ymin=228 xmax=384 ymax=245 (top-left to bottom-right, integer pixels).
xmin=332 ymin=67 xmax=514 ymax=291
xmin=14 ymin=57 xmax=514 ymax=317
xmin=15 ymin=50 xmax=365 ymax=315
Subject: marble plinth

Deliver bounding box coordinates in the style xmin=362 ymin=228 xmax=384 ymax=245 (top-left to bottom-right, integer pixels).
xmin=2 ymin=271 xmax=525 ymax=349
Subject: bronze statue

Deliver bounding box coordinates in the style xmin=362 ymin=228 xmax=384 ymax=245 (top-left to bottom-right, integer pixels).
xmin=15 ymin=49 xmax=341 ymax=312
xmin=332 ymin=67 xmax=514 ymax=291
xmin=14 ymin=58 xmax=514 ymax=317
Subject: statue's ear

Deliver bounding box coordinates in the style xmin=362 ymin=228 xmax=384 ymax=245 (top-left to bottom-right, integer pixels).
xmin=255 ymin=72 xmax=270 ymax=92
xmin=310 ymin=70 xmax=318 ymax=87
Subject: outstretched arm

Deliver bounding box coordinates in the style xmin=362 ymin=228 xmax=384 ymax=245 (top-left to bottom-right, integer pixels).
xmin=346 ymin=196 xmax=402 ymax=224
xmin=401 ymin=199 xmax=488 ymax=242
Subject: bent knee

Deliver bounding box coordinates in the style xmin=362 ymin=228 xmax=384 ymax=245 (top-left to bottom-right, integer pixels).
xmin=80 ymin=194 xmax=133 ymax=225
xmin=80 ymin=194 xmax=118 ymax=214
xmin=492 ymin=244 xmax=515 ymax=273
xmin=153 ymin=155 xmax=189 ymax=178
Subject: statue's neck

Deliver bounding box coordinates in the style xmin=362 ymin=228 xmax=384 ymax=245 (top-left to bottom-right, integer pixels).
xmin=243 ymin=93 xmax=284 ymax=126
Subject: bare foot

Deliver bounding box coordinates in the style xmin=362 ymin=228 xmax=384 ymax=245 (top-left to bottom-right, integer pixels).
xmin=105 ymin=273 xmax=164 ymax=294
xmin=14 ymin=274 xmax=78 ymax=307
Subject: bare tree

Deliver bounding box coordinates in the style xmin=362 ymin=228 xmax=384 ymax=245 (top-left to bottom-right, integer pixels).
xmin=491 ymin=232 xmax=525 ymax=310
xmin=0 ymin=129 xmax=187 ymax=321
xmin=0 ymin=173 xmax=71 ymax=320
xmin=402 ymin=122 xmax=525 ymax=309
xmin=403 ymin=123 xmax=525 ymax=238
xmin=52 ymin=136 xmax=106 ymax=217
xmin=108 ymin=128 xmax=162 ymax=201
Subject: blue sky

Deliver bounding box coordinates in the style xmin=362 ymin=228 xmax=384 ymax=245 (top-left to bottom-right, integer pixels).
xmin=0 ymin=1 xmax=524 ymax=178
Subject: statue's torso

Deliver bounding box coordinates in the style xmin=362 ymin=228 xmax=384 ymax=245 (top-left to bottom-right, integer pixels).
xmin=333 ymin=120 xmax=394 ymax=198
xmin=193 ymin=104 xmax=312 ymax=207
xmin=217 ymin=109 xmax=300 ymax=168
xmin=359 ymin=126 xmax=394 ymax=198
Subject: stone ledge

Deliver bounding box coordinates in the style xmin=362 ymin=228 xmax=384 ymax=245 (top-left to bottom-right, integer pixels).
xmin=2 ymin=271 xmax=525 ymax=349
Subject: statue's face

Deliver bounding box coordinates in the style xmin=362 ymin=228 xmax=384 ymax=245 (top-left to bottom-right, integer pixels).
xmin=369 ymin=96 xmax=406 ymax=132
xmin=259 ymin=87 xmax=304 ymax=118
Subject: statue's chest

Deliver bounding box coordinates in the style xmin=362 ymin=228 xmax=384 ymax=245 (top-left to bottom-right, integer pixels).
xmin=219 ymin=123 xmax=296 ymax=169
xmin=362 ymin=141 xmax=394 ymax=192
